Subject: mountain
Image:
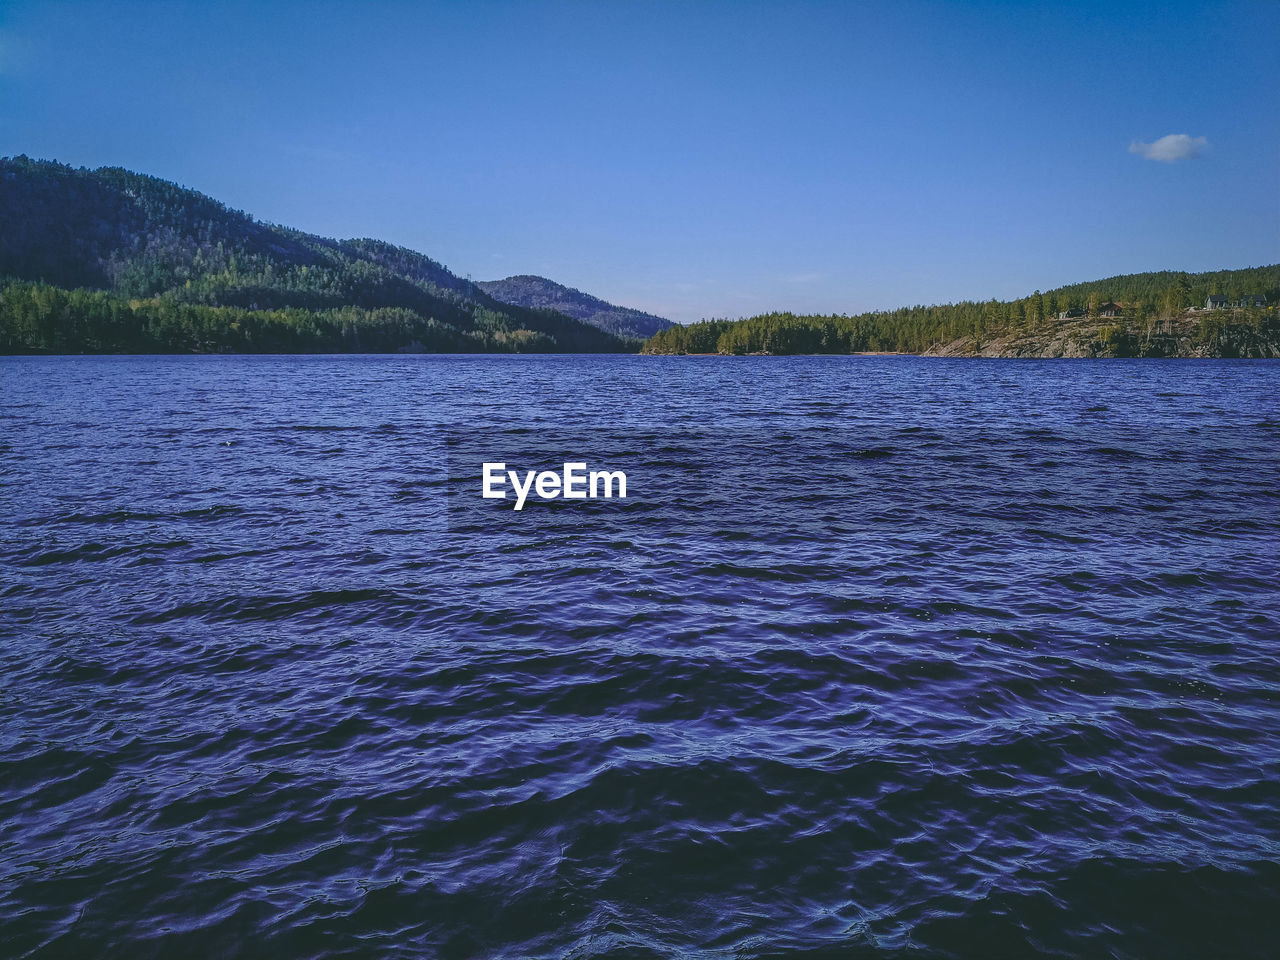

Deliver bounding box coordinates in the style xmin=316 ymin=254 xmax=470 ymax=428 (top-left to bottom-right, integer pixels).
xmin=641 ymin=266 xmax=1280 ymax=358
xmin=477 ymin=275 xmax=675 ymax=339
xmin=0 ymin=156 xmax=628 ymax=354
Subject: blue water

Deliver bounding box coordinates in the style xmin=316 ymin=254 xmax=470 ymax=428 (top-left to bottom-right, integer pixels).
xmin=1 ymin=355 xmax=1278 ymax=959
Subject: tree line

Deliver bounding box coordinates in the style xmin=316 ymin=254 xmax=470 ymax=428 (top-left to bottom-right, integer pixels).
xmin=642 ymin=266 xmax=1280 ymax=355
xmin=0 ymin=156 xmax=627 ymax=354
xmin=0 ymin=280 xmax=587 ymax=354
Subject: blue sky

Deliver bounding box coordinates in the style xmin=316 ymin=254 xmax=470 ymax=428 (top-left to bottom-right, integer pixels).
xmin=2 ymin=0 xmax=1276 ymax=323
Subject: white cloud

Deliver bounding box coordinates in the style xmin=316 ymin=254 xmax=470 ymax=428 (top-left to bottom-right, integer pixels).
xmin=1129 ymin=134 xmax=1209 ymax=163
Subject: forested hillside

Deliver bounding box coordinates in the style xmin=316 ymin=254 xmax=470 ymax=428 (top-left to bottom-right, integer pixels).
xmin=6 ymin=157 xmax=1276 ymax=359
xmin=641 ymin=266 xmax=1280 ymax=358
xmin=477 ymin=275 xmax=675 ymax=339
xmin=0 ymin=157 xmax=626 ymax=354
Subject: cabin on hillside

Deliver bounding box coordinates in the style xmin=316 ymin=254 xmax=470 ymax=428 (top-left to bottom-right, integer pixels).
xmin=1206 ymin=293 xmax=1268 ymax=309
xmin=1098 ymin=301 xmax=1124 ymax=318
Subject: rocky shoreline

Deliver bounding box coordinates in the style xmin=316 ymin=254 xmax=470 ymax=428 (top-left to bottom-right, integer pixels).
xmin=924 ymin=311 xmax=1280 ymax=359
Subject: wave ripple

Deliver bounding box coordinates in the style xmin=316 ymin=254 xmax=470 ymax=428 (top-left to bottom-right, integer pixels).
xmin=1 ymin=355 xmax=1278 ymax=958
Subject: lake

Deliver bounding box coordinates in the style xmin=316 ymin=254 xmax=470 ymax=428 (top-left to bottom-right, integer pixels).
xmin=2 ymin=355 xmax=1278 ymax=958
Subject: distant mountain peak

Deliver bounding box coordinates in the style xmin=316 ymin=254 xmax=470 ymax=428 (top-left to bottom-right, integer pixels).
xmin=477 ymin=275 xmax=675 ymax=340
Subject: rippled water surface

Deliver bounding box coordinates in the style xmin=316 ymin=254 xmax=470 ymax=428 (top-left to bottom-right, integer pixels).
xmin=2 ymin=355 xmax=1278 ymax=959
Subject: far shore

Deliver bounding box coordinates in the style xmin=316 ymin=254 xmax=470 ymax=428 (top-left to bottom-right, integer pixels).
xmin=663 ymin=350 xmax=911 ymax=357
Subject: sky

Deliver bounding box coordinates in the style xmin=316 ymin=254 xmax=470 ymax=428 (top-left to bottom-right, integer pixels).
xmin=1 ymin=0 xmax=1277 ymax=323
